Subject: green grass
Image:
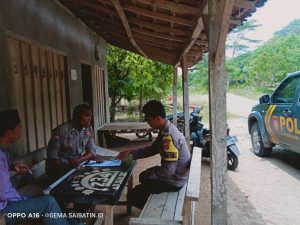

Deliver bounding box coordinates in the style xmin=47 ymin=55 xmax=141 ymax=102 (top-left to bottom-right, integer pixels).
xmin=114 ymin=85 xmax=254 ymax=123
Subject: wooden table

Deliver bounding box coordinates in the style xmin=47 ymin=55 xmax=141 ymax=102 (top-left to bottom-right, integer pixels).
xmin=44 ymin=160 xmax=135 ymax=225
xmin=98 ymin=122 xmax=155 ymax=147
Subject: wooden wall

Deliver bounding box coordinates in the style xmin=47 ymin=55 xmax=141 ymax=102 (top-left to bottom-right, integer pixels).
xmin=6 ymin=36 xmax=68 ymax=154
xmin=94 ymin=66 xmax=107 ymax=128
xmin=0 ymin=0 xmax=109 ymax=158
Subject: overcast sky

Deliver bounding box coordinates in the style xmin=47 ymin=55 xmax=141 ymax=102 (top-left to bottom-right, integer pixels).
xmin=245 ymin=0 xmax=300 ymax=47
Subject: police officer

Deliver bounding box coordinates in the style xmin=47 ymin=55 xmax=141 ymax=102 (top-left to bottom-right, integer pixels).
xmin=46 ymin=104 xmax=96 ymax=181
xmin=117 ymin=100 xmax=191 ymax=209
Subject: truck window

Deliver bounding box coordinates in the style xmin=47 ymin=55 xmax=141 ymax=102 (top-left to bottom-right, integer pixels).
xmin=272 ymin=76 xmax=300 ymax=104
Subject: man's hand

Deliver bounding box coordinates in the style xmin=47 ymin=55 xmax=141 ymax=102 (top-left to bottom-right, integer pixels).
xmin=116 ymin=150 xmax=132 ymax=160
xmin=13 ymin=163 xmax=30 ymax=175
xmin=69 ymin=158 xmax=80 ymax=167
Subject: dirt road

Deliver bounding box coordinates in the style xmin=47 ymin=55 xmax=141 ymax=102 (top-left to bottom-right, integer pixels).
xmin=191 ymin=93 xmax=300 ymax=225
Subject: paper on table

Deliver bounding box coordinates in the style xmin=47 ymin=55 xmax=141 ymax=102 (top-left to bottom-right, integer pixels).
xmin=85 ymin=159 xmax=122 ymax=167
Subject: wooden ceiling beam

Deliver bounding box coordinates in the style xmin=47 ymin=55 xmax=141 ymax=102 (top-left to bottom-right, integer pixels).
xmin=134 ymin=32 xmax=182 ymax=47
xmin=111 ymin=0 xmax=147 ymax=58
xmin=135 ymin=0 xmax=202 ymax=14
xmin=122 ymin=4 xmax=195 ymax=26
xmin=177 ymin=17 xmax=204 ymax=63
xmin=234 ymin=0 xmax=255 ymax=9
xmin=136 ymin=40 xmax=178 ymax=51
xmin=131 ymin=27 xmax=186 ymax=42
xmin=214 ymin=0 xmax=235 ymax=64
xmin=230 ymin=18 xmax=242 ymax=25
xmin=128 ymin=17 xmax=189 ymax=36
xmin=195 ymin=39 xmax=208 ymax=47
xmin=71 ymin=0 xmax=117 ymax=16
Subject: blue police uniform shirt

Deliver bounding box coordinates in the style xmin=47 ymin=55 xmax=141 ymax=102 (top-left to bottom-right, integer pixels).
xmin=47 ymin=121 xmax=96 ymax=164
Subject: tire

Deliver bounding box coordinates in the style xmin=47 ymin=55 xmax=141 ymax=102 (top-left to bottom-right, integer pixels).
xmin=250 ymin=122 xmax=272 ymax=157
xmin=227 ymin=150 xmax=238 ymax=170
xmin=135 ymin=131 xmax=150 ymax=138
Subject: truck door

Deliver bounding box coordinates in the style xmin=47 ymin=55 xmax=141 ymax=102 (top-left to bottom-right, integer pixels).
xmin=291 ymin=79 xmax=300 ymax=153
xmin=269 ymin=75 xmax=300 ymax=149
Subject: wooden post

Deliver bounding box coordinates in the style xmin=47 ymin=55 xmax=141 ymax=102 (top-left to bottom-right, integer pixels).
xmin=181 ymin=55 xmax=190 ymax=147
xmin=0 ymin=213 xmax=5 ymax=225
xmin=104 ymin=205 xmax=114 ymax=225
xmin=208 ymin=0 xmax=234 ymax=224
xmin=172 ymin=66 xmax=178 ymax=127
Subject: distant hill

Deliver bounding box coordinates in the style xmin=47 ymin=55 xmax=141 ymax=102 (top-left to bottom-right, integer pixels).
xmin=274 ymin=19 xmax=300 ymax=37
xmin=189 ymin=19 xmax=300 ymax=92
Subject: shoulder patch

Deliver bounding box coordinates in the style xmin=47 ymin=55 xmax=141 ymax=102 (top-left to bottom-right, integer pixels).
xmin=162 ymin=134 xmax=178 ymax=161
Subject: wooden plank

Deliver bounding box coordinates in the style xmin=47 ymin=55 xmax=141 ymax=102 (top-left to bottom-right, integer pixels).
xmin=172 ymin=67 xmax=178 ymax=127
xmin=31 ymin=45 xmax=45 ymax=149
xmin=123 ymin=5 xmax=195 ymax=26
xmin=6 ymin=37 xmax=28 ymax=154
xmin=98 ymin=122 xmax=153 ymax=131
xmin=46 ymin=51 xmax=57 ymax=129
xmin=139 ymin=194 xmax=153 ymax=217
xmin=191 ymin=201 xmax=195 ymax=225
xmin=132 ymin=27 xmax=186 ymax=42
xmin=128 ymin=17 xmax=187 ymax=36
xmin=20 ymin=42 xmax=36 ymax=151
xmin=0 ymin=213 xmax=5 ymax=225
xmin=100 ymin=69 xmax=106 ymax=125
xmin=53 ymin=53 xmax=63 ymax=125
xmin=234 ymin=0 xmax=255 ymax=9
xmin=129 ymin=218 xmax=181 ymax=225
xmin=141 ymin=192 xmax=168 ymax=218
xmin=104 ymin=205 xmax=114 ymax=225
xmin=111 ymin=0 xmax=147 ymax=57
xmin=160 ymin=192 xmax=178 ymax=220
xmin=58 ymin=55 xmax=68 ymax=122
xmin=136 ymin=0 xmax=202 ymax=14
xmin=208 ymin=0 xmax=230 ymax=224
xmin=186 ymin=147 xmax=202 ymax=201
xmin=39 ymin=48 xmax=52 ymax=143
xmin=94 ymin=217 xmax=104 ymax=225
xmin=214 ymin=0 xmax=234 ymax=65
xmin=182 ymin=199 xmax=191 ymax=225
xmin=178 ymin=17 xmax=204 ymax=62
xmin=174 ymin=183 xmax=187 ymax=221
xmin=96 ymin=66 xmax=102 ymax=126
xmin=180 ymin=55 xmax=190 ymax=146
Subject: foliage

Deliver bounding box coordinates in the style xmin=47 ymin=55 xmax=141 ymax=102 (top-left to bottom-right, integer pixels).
xmin=187 ymin=54 xmax=209 ymax=93
xmin=188 ymin=19 xmax=300 ymax=95
xmin=274 ymin=19 xmax=300 ymax=37
xmin=226 ymin=20 xmax=262 ymax=58
xmin=229 ymin=34 xmax=300 ymax=88
xmin=107 ymin=45 xmax=173 ymax=121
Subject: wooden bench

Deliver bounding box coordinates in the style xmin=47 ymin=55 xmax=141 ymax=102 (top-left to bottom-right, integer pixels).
xmin=129 ymin=146 xmax=202 ymax=225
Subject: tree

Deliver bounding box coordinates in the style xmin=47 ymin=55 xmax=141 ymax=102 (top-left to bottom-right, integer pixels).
xmin=226 ymin=20 xmax=262 ymax=58
xmin=107 ymin=45 xmax=173 ymax=121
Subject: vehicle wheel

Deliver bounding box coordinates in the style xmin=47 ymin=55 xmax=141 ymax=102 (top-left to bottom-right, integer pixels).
xmin=135 ymin=131 xmax=150 ymax=138
xmin=250 ymin=122 xmax=272 ymax=157
xmin=227 ymin=150 xmax=238 ymax=170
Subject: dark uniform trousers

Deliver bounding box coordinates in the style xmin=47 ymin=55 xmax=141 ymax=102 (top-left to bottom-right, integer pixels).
xmin=127 ymin=167 xmax=181 ymax=209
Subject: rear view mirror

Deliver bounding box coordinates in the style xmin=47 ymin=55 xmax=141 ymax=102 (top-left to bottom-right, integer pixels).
xmin=259 ymin=95 xmax=270 ymax=104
